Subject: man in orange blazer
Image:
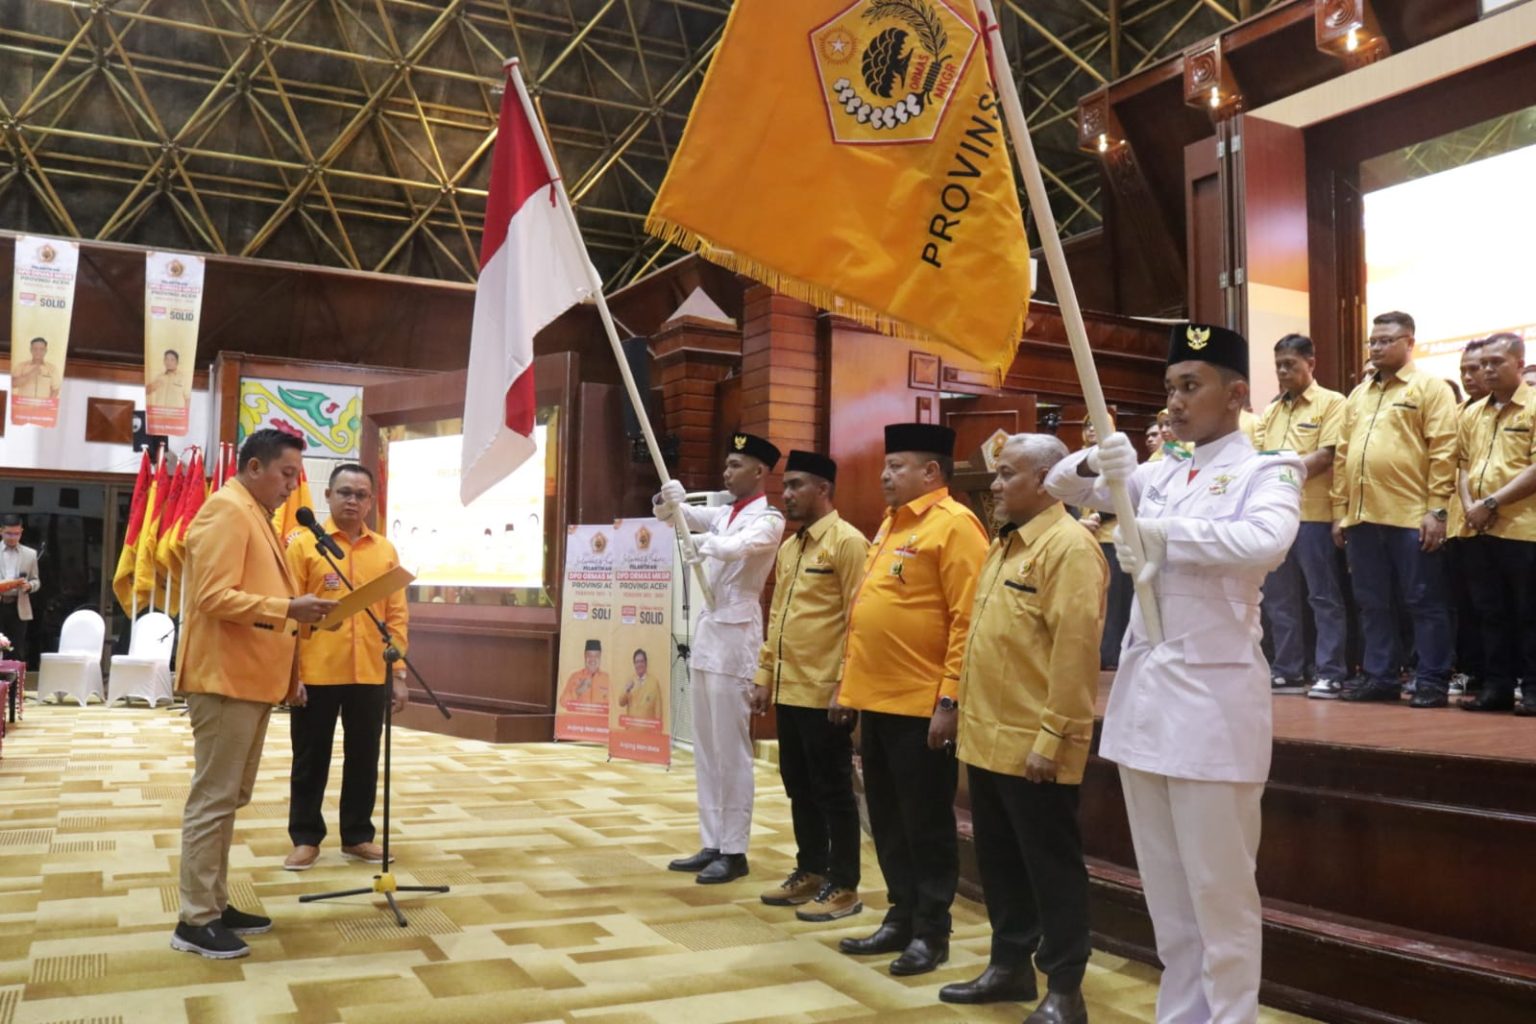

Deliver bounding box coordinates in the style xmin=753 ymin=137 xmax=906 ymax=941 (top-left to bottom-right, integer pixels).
xmin=171 ymin=429 xmax=337 ymax=960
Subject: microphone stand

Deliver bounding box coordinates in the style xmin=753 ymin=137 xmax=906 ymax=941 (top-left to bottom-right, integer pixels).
xmin=297 ymin=535 xmax=450 ymax=927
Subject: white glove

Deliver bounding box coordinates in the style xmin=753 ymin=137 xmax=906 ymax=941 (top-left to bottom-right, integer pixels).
xmin=652 ymin=479 xmax=688 ymax=522
xmin=683 ymin=535 xmax=709 ymax=565
xmin=1087 ymin=432 xmax=1138 ymax=483
xmin=1113 ymin=519 xmax=1168 ymax=585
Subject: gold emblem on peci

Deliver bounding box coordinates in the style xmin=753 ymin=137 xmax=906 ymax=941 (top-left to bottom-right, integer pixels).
xmin=733 ymin=434 xmax=748 ymax=451
xmin=1186 ymin=325 xmax=1212 ymax=350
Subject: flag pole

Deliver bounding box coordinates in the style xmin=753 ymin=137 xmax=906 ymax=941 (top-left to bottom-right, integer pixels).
xmin=504 ymin=59 xmax=715 ymax=610
xmin=973 ymin=0 xmax=1163 ymax=643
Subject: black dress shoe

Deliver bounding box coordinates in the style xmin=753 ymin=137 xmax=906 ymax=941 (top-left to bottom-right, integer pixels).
xmin=939 ymin=963 xmax=1038 ymax=1004
xmin=668 ymin=848 xmax=719 ymax=872
xmin=1025 ymin=990 xmax=1089 ymax=1024
xmin=1461 ymin=694 xmax=1515 ymax=712
xmin=1340 ymin=681 xmax=1401 ymax=703
xmin=1409 ymin=691 xmax=1448 ymax=708
xmin=838 ymin=921 xmax=912 ymax=956
xmin=1515 ymin=704 xmax=1536 ymax=718
xmin=695 ymin=853 xmax=748 ymax=884
xmin=889 ymin=934 xmax=949 ymax=976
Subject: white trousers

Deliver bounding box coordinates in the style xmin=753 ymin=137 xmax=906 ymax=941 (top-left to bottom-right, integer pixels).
xmin=1119 ymin=766 xmax=1264 ymax=1024
xmin=689 ymin=668 xmax=754 ymax=854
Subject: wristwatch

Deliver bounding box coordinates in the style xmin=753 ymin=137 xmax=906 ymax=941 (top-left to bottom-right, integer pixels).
xmin=1483 ymin=496 xmax=1500 ymax=512
xmin=1430 ymin=508 xmax=1448 ymax=522
xmin=938 ymin=696 xmax=959 ymax=712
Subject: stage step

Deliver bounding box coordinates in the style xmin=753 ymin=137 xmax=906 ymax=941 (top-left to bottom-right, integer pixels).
xmin=1087 ymin=858 xmax=1536 ymax=1024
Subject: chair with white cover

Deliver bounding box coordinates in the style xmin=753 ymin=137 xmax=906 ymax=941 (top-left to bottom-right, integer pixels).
xmin=108 ymin=612 xmax=176 ymax=707
xmin=37 ymin=609 xmax=106 ymax=706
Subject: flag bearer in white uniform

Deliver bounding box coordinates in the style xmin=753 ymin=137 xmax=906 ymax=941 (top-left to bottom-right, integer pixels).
xmin=655 ymin=432 xmax=785 ymax=884
xmin=1047 ymin=323 xmax=1302 ymax=1024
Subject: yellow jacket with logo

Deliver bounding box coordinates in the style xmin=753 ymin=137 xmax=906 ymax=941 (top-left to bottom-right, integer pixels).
xmin=753 ymin=511 xmax=869 ymax=709
xmin=1457 ymin=382 xmax=1536 ymax=542
xmin=957 ymin=504 xmax=1107 ymax=783
xmin=1331 ymin=365 xmax=1458 ymax=529
xmin=1255 ymin=380 xmax=1346 ymax=523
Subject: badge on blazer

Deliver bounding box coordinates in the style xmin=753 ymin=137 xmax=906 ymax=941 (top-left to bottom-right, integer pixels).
xmin=322 ymin=573 xmax=342 ymax=591
xmin=1279 ymin=468 xmax=1301 ymax=490
xmin=1208 ymin=473 xmax=1235 ymax=495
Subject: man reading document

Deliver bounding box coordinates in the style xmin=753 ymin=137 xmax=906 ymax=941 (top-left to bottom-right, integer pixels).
xmin=171 ymin=429 xmax=337 ymax=960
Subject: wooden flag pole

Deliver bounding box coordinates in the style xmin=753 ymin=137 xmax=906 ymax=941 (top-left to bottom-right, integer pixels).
xmin=504 ymin=59 xmax=715 ymax=610
xmin=974 ymin=0 xmax=1164 ymax=643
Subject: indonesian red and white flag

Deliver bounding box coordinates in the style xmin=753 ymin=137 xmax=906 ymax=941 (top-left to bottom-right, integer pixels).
xmin=461 ymin=60 xmax=595 ymax=504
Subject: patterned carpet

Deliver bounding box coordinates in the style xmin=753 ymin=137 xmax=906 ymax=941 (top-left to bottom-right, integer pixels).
xmin=0 ymin=707 xmax=1318 ymax=1024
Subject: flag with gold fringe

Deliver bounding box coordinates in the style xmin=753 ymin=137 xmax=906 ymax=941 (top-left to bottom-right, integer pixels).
xmin=645 ymin=0 xmax=1032 ymax=373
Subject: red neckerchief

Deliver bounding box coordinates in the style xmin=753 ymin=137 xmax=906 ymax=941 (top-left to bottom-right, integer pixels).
xmin=727 ymin=492 xmax=762 ymax=526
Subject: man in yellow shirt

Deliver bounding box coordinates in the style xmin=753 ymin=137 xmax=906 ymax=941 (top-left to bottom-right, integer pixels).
xmin=1448 ymin=339 xmax=1491 ymax=698
xmin=616 ymin=648 xmax=661 ymax=727
xmin=751 ymin=450 xmax=869 ymax=923
xmin=1456 ymin=333 xmax=1536 ymax=716
xmin=13 ymin=337 xmax=60 ymax=399
xmin=282 ymin=463 xmax=409 ymax=871
xmin=560 ymin=640 xmax=611 ymax=710
xmin=147 ymin=348 xmax=190 ymax=411
xmin=942 ymin=433 xmax=1106 ymax=1023
xmin=173 ymin=429 xmax=336 ymax=959
xmin=834 ymin=423 xmax=989 ymax=976
xmin=1253 ymin=334 xmax=1349 ymax=697
xmin=1331 ymin=311 xmax=1458 ymax=706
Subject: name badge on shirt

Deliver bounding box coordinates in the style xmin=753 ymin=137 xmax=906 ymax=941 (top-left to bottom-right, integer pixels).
xmin=1207 ymin=474 xmax=1235 ymax=496
xmin=322 ymin=573 xmax=343 ymax=592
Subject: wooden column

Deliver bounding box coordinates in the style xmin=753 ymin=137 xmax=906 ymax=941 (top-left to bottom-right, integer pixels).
xmin=651 ymin=315 xmax=741 ymax=492
xmin=738 ymin=285 xmax=825 ymax=503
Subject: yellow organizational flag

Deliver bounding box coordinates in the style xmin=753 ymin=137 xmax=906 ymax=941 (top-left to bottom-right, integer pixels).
xmin=646 ymin=0 xmax=1032 ymax=374
xmin=271 ymin=466 xmax=313 ymax=548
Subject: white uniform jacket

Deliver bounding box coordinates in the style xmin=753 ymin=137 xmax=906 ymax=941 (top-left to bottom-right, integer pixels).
xmin=1047 ymin=431 xmax=1302 ymax=783
xmin=679 ymin=496 xmax=786 ymax=679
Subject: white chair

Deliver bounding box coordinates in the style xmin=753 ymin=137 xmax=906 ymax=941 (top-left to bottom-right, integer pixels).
xmin=37 ymin=609 xmax=106 ymax=706
xmin=108 ymin=612 xmax=176 ymax=707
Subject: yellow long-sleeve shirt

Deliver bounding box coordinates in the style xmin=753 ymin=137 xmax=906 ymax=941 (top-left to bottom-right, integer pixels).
xmin=1458 ymin=383 xmax=1536 ymax=542
xmin=1256 ymin=380 xmax=1346 ymax=523
xmin=839 ymin=487 xmax=989 ymax=717
xmin=1331 ymin=364 xmax=1458 ymax=529
xmin=752 ymin=510 xmax=869 ymax=709
xmin=957 ymin=503 xmax=1107 ymax=783
xmin=285 ymin=518 xmax=409 ymax=685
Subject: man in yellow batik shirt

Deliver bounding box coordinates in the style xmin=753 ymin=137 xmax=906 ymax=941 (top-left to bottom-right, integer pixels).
xmin=943 ymin=434 xmax=1106 ymax=1024
xmin=282 ymin=464 xmax=409 ymax=871
xmin=751 ymin=450 xmax=869 ymax=924
xmin=834 ymin=423 xmax=989 ymax=978
xmin=1331 ymin=311 xmax=1458 ymax=706
xmin=1253 ymin=334 xmax=1349 ymax=698
xmin=1456 ymin=333 xmax=1536 ymax=716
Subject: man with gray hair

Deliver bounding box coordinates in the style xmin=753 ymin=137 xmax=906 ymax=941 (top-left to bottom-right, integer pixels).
xmin=943 ymin=433 xmax=1107 ymax=1024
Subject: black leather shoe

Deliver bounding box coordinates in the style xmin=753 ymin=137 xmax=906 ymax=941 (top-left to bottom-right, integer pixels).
xmin=939 ymin=963 xmax=1038 ymax=1004
xmin=1515 ymin=704 xmax=1536 ymax=718
xmin=1340 ymin=681 xmax=1401 ymax=703
xmin=1025 ymin=990 xmax=1089 ymax=1024
xmin=1461 ymin=695 xmax=1515 ymax=712
xmin=1410 ymin=691 xmax=1448 ymax=708
xmin=889 ymin=935 xmax=949 ymax=976
xmin=695 ymin=853 xmax=748 ymax=884
xmin=668 ymin=848 xmax=719 ymax=872
xmin=838 ymin=922 xmax=912 ymax=956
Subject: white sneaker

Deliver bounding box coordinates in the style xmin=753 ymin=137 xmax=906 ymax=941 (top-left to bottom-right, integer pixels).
xmin=1449 ymin=673 xmax=1470 ymax=696
xmin=1308 ymin=678 xmax=1342 ymax=700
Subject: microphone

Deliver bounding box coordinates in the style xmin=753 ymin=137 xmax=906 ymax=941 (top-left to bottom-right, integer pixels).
xmin=295 ymin=506 xmax=345 ymax=560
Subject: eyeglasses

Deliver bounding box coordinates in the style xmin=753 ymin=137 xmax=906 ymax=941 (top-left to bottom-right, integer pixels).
xmin=333 ymin=488 xmax=373 ymax=502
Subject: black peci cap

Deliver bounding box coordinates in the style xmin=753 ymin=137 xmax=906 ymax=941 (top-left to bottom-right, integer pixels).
xmin=1168 ymin=322 xmax=1248 ymax=379
xmin=584 ymin=639 xmax=602 ymax=653
xmin=727 ymin=431 xmax=781 ymax=469
xmin=884 ymin=423 xmax=956 ymax=457
xmin=784 ymin=450 xmax=837 ymax=482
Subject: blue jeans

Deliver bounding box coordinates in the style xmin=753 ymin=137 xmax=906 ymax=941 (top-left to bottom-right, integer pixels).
xmin=1263 ymin=521 xmax=1348 ymax=680
xmin=1343 ymin=523 xmax=1452 ymax=694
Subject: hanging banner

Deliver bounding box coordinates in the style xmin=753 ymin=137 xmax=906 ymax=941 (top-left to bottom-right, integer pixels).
xmin=555 ymin=524 xmax=617 ymax=743
xmin=9 ymin=235 xmax=79 ymax=428
xmin=143 ymin=251 xmax=205 ymax=437
xmin=608 ymin=518 xmax=674 ymax=766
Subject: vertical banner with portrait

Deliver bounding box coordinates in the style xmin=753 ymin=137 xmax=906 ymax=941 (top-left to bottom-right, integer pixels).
xmin=9 ymin=235 xmax=79 ymax=428
xmin=143 ymin=251 xmax=205 ymax=437
xmin=554 ymin=524 xmax=617 ymax=743
xmin=608 ymin=518 xmax=675 ymax=766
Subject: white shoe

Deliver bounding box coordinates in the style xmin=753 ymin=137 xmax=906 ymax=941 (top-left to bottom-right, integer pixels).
xmin=1308 ymin=678 xmax=1342 ymax=700
xmin=1449 ymin=673 xmax=1470 ymax=696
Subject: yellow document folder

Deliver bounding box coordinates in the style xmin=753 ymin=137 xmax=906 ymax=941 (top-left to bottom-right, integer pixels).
xmin=314 ymin=565 xmax=416 ymax=632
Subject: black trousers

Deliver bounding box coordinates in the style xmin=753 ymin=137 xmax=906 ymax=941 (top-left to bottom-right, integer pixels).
xmin=968 ymin=765 xmax=1091 ymax=992
xmin=777 ymin=703 xmax=861 ymax=889
xmin=1447 ymin=538 xmax=1485 ymax=681
xmin=0 ymin=602 xmax=29 ymax=664
xmin=1099 ymin=542 xmax=1132 ymax=669
xmin=1462 ymin=535 xmax=1536 ymax=703
xmin=288 ymin=683 xmax=389 ymax=847
xmin=860 ymin=709 xmax=958 ymax=939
